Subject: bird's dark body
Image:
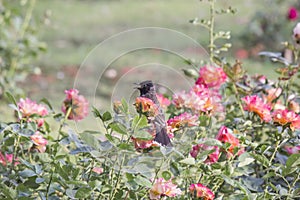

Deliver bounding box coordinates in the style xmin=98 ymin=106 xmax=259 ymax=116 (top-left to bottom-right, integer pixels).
xmin=137 ymin=80 xmax=171 ymax=146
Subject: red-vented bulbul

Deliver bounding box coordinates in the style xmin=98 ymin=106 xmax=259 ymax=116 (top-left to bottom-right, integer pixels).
xmin=136 ymin=80 xmax=171 ymax=146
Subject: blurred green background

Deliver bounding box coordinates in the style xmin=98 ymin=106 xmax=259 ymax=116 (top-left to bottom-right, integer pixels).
xmin=0 ymin=0 xmax=299 ymax=125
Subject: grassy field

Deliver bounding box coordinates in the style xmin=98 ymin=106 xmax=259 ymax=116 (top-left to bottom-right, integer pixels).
xmin=0 ymin=0 xmax=298 ymax=127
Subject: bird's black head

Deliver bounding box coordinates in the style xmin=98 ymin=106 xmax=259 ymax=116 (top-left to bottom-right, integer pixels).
xmin=137 ymin=80 xmax=155 ymax=95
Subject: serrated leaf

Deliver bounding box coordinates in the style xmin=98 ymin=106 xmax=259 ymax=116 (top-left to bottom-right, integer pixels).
xmin=132 ymin=115 xmax=148 ymax=131
xmin=135 ymin=176 xmax=152 ymax=188
xmin=79 ymin=131 xmax=100 ymax=149
xmin=179 ymin=157 xmax=195 ymax=165
xmin=109 ymin=122 xmax=127 ymax=135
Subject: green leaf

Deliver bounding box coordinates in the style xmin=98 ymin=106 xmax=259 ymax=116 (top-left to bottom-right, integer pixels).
xmin=39 ymin=98 xmax=53 ymax=111
xmin=121 ymin=98 xmax=129 ymax=113
xmin=134 ymin=130 xmax=153 ymax=140
xmin=102 ymin=111 xmax=112 ymax=121
xmin=0 ymin=183 xmax=16 ymax=199
xmin=134 ymin=176 xmax=152 ymax=188
xmin=162 ymin=171 xmax=172 ymax=181
xmin=238 ymin=152 xmax=255 ymax=167
xmin=249 ymin=153 xmax=270 ymax=167
xmin=19 ymin=169 xmax=37 ymax=178
xmin=201 ymin=138 xmax=223 ymax=147
xmin=79 ymin=131 xmax=100 ymax=149
xmin=92 ymin=107 xmax=101 ymax=118
xmin=286 ymin=153 xmax=300 ymax=168
xmin=118 ymin=143 xmax=134 ymax=151
xmin=179 ymin=157 xmax=195 ymax=165
xmin=182 ymin=68 xmax=198 ymax=79
xmin=109 ymin=122 xmax=128 ymax=135
xmin=75 ymin=187 xmax=92 ymax=198
xmin=5 ymin=91 xmax=18 ymax=107
xmin=132 ymin=115 xmax=148 ymax=131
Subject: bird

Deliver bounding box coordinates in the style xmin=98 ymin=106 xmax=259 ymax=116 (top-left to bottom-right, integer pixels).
xmin=135 ymin=80 xmax=171 ymax=146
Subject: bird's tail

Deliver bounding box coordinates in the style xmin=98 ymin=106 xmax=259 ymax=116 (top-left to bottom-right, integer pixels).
xmin=154 ymin=127 xmax=171 ymax=146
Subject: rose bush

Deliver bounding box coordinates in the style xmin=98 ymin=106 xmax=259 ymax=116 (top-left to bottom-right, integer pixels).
xmin=1 ymin=1 xmax=300 ymax=200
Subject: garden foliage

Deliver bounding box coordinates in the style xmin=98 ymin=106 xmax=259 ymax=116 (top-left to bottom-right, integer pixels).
xmin=0 ymin=0 xmax=300 ymax=199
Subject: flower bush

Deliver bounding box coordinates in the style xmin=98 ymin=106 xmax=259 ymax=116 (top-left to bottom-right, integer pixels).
xmin=1 ymin=1 xmax=300 ymax=200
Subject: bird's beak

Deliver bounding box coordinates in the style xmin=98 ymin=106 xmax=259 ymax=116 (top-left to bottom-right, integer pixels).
xmin=133 ymin=82 xmax=141 ymax=90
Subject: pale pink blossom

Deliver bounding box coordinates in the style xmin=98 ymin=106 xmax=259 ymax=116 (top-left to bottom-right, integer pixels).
xmin=189 ymin=183 xmax=215 ymax=200
xmin=17 ymin=98 xmax=48 ymax=126
xmin=265 ymin=88 xmax=282 ymax=103
xmin=30 ymin=132 xmax=48 ymax=153
xmin=167 ymin=112 xmax=199 ymax=132
xmin=62 ymin=89 xmax=89 ymax=121
xmin=156 ymin=94 xmax=171 ymax=109
xmin=92 ymin=167 xmax=104 ymax=174
xmin=149 ymin=178 xmax=182 ymax=199
xmin=172 ymin=84 xmax=223 ymax=117
xmin=293 ymin=23 xmax=300 ymax=43
xmin=196 ymin=66 xmax=227 ymax=88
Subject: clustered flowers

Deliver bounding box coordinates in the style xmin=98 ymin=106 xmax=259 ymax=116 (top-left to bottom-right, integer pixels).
xmin=242 ymin=93 xmax=300 ymax=131
xmin=18 ymin=98 xmax=48 ymax=127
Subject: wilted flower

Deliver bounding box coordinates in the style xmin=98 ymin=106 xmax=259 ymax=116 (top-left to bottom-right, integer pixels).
xmin=149 ymin=178 xmax=182 ymax=199
xmin=113 ymin=100 xmax=123 ymax=114
xmin=190 ymin=143 xmax=220 ymax=164
xmin=30 ymin=132 xmax=48 ymax=153
xmin=0 ymin=152 xmax=19 ymax=166
xmin=196 ymin=66 xmax=227 ymax=89
xmin=62 ymin=89 xmax=89 ymax=121
xmin=285 ymin=145 xmax=300 ymax=154
xmin=242 ymin=95 xmax=272 ymax=122
xmin=17 ymin=98 xmax=48 ymax=126
xmin=134 ymin=97 xmax=158 ymax=117
xmin=156 ymin=94 xmax=171 ymax=109
xmin=265 ymin=88 xmax=282 ymax=103
xmin=189 ymin=183 xmax=215 ymax=200
xmin=216 ymin=126 xmax=244 ymax=157
xmin=92 ymin=167 xmax=104 ymax=174
xmin=167 ymin=112 xmax=199 ymax=132
xmin=287 ymin=7 xmax=298 ymax=21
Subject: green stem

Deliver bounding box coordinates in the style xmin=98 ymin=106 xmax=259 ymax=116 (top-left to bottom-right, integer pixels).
xmin=109 ymin=154 xmax=126 ymax=200
xmin=232 ymin=83 xmax=245 ymax=116
xmin=57 ymin=106 xmax=72 ymax=141
xmin=269 ymin=140 xmax=280 ymax=166
xmin=10 ymin=135 xmax=21 ymax=173
xmin=46 ymin=169 xmax=54 ymax=200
